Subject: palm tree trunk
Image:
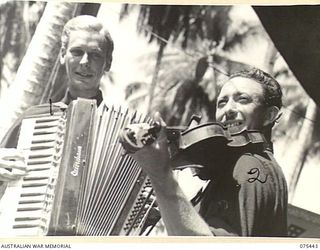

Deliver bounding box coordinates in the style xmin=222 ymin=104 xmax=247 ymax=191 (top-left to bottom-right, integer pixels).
xmin=147 ymin=40 xmax=166 ymax=114
xmin=0 ymin=1 xmax=23 ymax=97
xmin=0 ymin=2 xmax=80 ymax=141
xmin=288 ymin=98 xmax=317 ymax=202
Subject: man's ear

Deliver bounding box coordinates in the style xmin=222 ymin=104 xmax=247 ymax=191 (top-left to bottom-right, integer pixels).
xmin=104 ymin=57 xmax=112 ymax=72
xmin=263 ymin=106 xmax=280 ymax=126
xmin=60 ymin=47 xmax=66 ymax=65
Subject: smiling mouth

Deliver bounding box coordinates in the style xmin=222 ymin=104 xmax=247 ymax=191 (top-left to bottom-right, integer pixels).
xmin=75 ymin=72 xmax=93 ymax=77
xmin=224 ymin=121 xmax=243 ymax=128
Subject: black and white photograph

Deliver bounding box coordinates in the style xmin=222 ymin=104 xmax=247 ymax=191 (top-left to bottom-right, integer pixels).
xmin=0 ymin=0 xmax=319 ymax=243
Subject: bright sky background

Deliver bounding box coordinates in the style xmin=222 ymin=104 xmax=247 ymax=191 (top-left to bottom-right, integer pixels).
xmin=97 ymin=3 xmax=157 ymax=107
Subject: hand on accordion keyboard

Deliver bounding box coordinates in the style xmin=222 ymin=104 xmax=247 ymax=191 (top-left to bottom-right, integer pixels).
xmin=0 ymin=148 xmax=27 ymax=182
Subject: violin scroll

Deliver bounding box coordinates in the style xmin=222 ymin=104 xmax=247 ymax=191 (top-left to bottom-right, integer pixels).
xmin=119 ymin=122 xmax=161 ymax=154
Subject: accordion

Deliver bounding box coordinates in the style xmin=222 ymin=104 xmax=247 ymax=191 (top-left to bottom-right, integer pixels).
xmin=0 ymin=98 xmax=153 ymax=236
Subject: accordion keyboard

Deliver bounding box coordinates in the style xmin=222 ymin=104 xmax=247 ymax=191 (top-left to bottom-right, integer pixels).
xmin=0 ymin=112 xmax=66 ymax=236
xmin=0 ymin=99 xmax=155 ymax=236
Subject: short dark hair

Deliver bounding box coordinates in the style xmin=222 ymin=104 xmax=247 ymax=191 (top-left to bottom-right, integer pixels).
xmin=228 ymin=68 xmax=283 ymax=109
xmin=61 ymin=15 xmax=114 ymax=71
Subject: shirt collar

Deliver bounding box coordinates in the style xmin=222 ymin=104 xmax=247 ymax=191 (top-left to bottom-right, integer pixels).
xmin=61 ymin=89 xmax=103 ymax=106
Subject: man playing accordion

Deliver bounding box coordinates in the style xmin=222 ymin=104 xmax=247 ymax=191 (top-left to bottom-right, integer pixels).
xmin=0 ymin=15 xmax=114 ymax=197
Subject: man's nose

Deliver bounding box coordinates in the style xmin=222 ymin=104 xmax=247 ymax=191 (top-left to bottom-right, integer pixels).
xmin=80 ymin=53 xmax=89 ymax=65
xmin=224 ymin=100 xmax=238 ymax=119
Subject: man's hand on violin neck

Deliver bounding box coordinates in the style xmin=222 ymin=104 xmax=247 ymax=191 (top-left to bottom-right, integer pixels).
xmin=130 ymin=112 xmax=172 ymax=177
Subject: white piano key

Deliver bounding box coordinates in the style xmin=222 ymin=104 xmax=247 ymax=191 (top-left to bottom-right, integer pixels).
xmin=27 ymin=166 xmax=52 ymax=172
xmin=30 ymin=143 xmax=56 ymax=150
xmin=18 ymin=119 xmax=37 ymax=149
xmin=31 ymin=133 xmax=60 ymax=143
xmin=11 ymin=227 xmax=47 ymax=236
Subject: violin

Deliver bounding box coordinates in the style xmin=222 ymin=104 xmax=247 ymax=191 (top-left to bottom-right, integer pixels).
xmin=120 ymin=115 xmax=266 ymax=150
xmin=119 ymin=116 xmax=267 ymax=177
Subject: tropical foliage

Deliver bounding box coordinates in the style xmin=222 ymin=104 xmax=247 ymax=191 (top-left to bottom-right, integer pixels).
xmin=121 ymin=6 xmax=267 ymax=124
xmin=120 ymin=5 xmax=243 ymax=114
xmin=0 ymin=1 xmax=46 ymax=97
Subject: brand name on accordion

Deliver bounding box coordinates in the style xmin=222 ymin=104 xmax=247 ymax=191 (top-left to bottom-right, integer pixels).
xmin=71 ymin=146 xmax=82 ymax=176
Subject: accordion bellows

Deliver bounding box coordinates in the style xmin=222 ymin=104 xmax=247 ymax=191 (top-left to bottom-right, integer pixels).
xmin=0 ymin=98 xmax=152 ymax=236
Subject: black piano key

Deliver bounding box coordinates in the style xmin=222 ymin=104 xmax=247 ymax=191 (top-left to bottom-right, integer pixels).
xmin=34 ymin=124 xmax=58 ymax=130
xmin=31 ymin=139 xmax=55 ymax=144
xmin=22 ymin=183 xmax=48 ymax=188
xmin=28 ymin=154 xmax=52 ymax=159
xmin=23 ymin=176 xmax=49 ymax=181
xmin=20 ymin=191 xmax=53 ymax=201
xmin=30 ymin=145 xmax=54 ymax=150
xmin=20 ymin=193 xmax=46 ymax=197
xmin=35 ymin=117 xmax=60 ymax=123
xmin=19 ymin=200 xmax=44 ymax=205
xmin=13 ymin=224 xmax=42 ymax=229
xmin=33 ymin=131 xmax=56 ymax=136
xmin=17 ymin=207 xmax=43 ymax=212
xmin=15 ymin=217 xmax=42 ymax=221
xmin=27 ymin=160 xmax=52 ymax=165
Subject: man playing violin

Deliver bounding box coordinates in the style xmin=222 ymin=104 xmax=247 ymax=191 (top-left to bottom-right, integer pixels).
xmin=128 ymin=68 xmax=288 ymax=236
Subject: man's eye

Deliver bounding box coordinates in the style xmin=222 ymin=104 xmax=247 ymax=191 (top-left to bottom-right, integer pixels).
xmin=217 ymin=100 xmax=227 ymax=108
xmin=238 ymin=96 xmax=250 ymax=103
xmin=70 ymin=49 xmax=84 ymax=56
xmin=91 ymin=52 xmax=103 ymax=59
